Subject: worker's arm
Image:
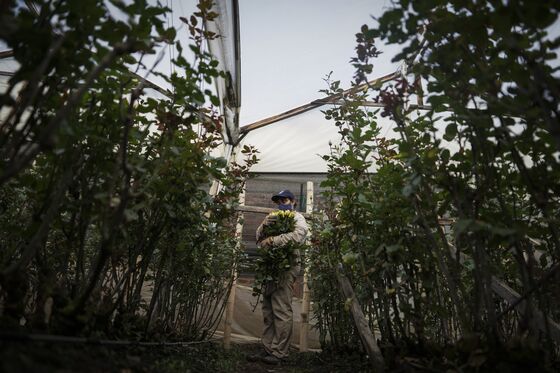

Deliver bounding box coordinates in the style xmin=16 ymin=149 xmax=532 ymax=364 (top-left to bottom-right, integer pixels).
xmin=256 ymin=214 xmax=277 ymax=243
xmin=270 ymin=213 xmax=308 ymax=246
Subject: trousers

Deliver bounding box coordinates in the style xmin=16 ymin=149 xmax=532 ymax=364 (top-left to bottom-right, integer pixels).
xmin=261 ymin=267 xmax=298 ymax=358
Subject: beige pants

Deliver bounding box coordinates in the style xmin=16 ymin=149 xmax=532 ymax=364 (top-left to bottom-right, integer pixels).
xmin=261 ymin=267 xmax=298 ymax=358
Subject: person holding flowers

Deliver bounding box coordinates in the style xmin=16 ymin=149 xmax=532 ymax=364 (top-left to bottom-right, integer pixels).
xmin=249 ymin=189 xmax=308 ymax=365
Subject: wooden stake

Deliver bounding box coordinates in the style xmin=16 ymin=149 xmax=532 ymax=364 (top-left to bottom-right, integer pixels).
xmin=223 ymin=147 xmax=245 ymax=350
xmin=299 ymin=181 xmax=314 ymax=352
xmin=336 ymin=266 xmax=385 ymax=371
xmin=448 ymin=243 xmax=560 ymax=343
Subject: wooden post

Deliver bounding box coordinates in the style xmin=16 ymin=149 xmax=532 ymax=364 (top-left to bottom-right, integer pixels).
xmin=415 ymin=74 xmax=424 ymax=107
xmin=336 ymin=266 xmax=385 ymax=371
xmin=447 ymin=242 xmax=560 ymax=343
xmin=299 ymin=181 xmax=313 ymax=352
xmin=223 ymin=147 xmax=244 ymax=349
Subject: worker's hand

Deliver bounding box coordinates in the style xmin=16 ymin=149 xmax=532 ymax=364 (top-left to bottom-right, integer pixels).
xmin=263 ymin=215 xmax=277 ymax=226
xmin=259 ymin=237 xmax=274 ymax=247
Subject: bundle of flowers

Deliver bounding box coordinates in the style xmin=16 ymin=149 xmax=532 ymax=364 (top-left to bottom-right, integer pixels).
xmin=252 ymin=210 xmax=303 ymax=297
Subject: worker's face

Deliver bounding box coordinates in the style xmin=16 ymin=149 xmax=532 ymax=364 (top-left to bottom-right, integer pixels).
xmin=276 ymin=197 xmax=294 ymax=207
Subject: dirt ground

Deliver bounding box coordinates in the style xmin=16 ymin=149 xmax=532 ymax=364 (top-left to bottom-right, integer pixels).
xmin=0 ymin=339 xmax=369 ymax=373
xmin=2 ymin=337 xmax=555 ymax=372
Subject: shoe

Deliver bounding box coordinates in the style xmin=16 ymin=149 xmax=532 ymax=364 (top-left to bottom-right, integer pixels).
xmin=261 ymin=354 xmax=282 ymax=365
xmin=246 ymin=350 xmax=269 ymax=362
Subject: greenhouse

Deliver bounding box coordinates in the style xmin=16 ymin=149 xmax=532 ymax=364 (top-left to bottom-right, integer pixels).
xmin=1 ymin=0 xmax=560 ymax=371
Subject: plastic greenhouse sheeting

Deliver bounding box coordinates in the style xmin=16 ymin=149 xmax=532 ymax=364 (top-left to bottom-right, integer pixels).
xmin=205 ymin=0 xmax=242 ymax=146
xmin=214 ymin=284 xmax=322 ymax=349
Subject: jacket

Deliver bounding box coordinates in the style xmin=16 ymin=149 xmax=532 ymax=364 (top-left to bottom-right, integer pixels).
xmin=256 ymin=211 xmax=308 ymax=267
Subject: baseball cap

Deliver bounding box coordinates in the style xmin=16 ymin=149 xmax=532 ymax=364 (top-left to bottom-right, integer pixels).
xmin=271 ymin=189 xmax=295 ymax=202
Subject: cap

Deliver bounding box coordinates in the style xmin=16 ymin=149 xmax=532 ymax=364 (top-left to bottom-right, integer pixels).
xmin=271 ymin=189 xmax=295 ymax=202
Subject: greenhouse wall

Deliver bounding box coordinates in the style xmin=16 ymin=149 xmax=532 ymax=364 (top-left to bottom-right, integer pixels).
xmin=238 ymin=172 xmax=328 ymax=297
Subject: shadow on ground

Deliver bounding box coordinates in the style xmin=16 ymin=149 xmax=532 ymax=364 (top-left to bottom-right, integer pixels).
xmin=0 ymin=340 xmax=369 ymax=373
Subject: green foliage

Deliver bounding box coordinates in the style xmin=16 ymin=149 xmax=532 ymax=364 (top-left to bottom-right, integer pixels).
xmin=253 ymin=210 xmax=304 ymax=298
xmin=261 ymin=211 xmax=297 ymax=237
xmin=0 ymin=0 xmax=258 ymax=341
xmin=312 ymin=78 xmax=439 ymax=351
xmin=311 ymin=0 xmax=560 ymax=368
xmin=308 ymin=216 xmax=362 ymax=351
xmin=0 ymin=340 xmax=373 ymax=373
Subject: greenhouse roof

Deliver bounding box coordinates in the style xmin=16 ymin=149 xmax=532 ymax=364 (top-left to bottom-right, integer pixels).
xmin=4 ymin=1 xmax=558 ymax=172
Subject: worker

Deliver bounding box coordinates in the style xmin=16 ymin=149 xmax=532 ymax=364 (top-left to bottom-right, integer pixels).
xmin=248 ymin=189 xmax=308 ymax=365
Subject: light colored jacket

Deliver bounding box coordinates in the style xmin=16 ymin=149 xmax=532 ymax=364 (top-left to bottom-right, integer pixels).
xmin=256 ymin=211 xmax=308 ymax=247
xmin=256 ymin=211 xmax=308 ymax=271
